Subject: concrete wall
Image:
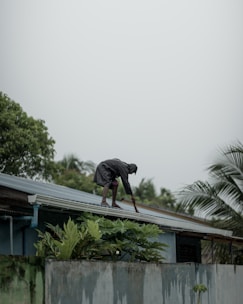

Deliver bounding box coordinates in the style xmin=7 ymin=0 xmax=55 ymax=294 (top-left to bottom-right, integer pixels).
xmin=1 ymin=257 xmax=242 ymax=304
xmin=0 ymin=256 xmax=44 ymax=304
xmin=45 ymin=260 xmax=243 ymax=304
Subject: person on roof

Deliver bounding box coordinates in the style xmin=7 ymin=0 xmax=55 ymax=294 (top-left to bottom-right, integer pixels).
xmin=93 ymin=158 xmax=137 ymax=208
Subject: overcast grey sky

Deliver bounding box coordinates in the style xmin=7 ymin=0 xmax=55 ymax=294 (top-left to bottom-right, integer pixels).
xmin=1 ymin=1 xmax=243 ymax=193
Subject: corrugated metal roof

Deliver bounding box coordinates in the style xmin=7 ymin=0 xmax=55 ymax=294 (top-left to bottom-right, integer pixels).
xmin=0 ymin=173 xmax=233 ymax=237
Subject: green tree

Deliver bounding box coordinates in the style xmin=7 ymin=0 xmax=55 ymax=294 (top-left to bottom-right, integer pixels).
xmin=178 ymin=141 xmax=243 ymax=236
xmin=134 ymin=178 xmax=156 ymax=202
xmin=0 ymin=92 xmax=55 ymax=180
xmin=155 ymin=187 xmax=177 ymax=210
xmin=134 ymin=178 xmax=177 ymax=210
xmin=54 ymin=169 xmax=96 ymax=193
xmin=53 ymin=154 xmax=96 ymax=193
xmin=56 ymin=154 xmax=95 ymax=174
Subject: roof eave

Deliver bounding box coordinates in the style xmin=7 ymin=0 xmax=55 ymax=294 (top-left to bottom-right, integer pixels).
xmin=30 ymin=194 xmax=233 ymax=238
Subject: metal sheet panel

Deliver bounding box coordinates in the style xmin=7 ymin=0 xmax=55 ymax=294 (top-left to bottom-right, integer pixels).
xmin=0 ymin=173 xmax=234 ymax=237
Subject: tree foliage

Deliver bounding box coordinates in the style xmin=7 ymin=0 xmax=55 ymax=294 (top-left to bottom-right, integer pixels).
xmin=52 ymin=154 xmax=97 ymax=193
xmin=133 ymin=178 xmax=177 ymax=210
xmin=0 ymin=92 xmax=56 ymax=180
xmin=153 ymin=187 xmax=177 ymax=210
xmin=178 ymin=141 xmax=243 ymax=236
xmin=134 ymin=178 xmax=156 ymax=202
xmin=35 ymin=213 xmax=167 ymax=262
xmin=55 ymin=154 xmax=95 ymax=174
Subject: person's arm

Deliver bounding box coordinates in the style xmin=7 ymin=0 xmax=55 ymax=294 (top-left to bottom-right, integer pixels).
xmin=119 ymin=169 xmax=133 ymax=195
xmin=120 ymin=169 xmax=139 ymax=212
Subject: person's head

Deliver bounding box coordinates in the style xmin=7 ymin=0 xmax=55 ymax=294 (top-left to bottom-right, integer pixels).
xmin=128 ymin=164 xmax=137 ymax=174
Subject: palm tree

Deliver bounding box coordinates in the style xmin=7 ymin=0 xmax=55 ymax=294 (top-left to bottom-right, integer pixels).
xmin=57 ymin=154 xmax=95 ymax=175
xmin=178 ymin=141 xmax=243 ymax=237
xmin=52 ymin=154 xmax=96 ymax=193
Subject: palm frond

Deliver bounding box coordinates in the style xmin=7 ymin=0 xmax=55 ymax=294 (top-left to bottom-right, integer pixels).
xmin=178 ymin=180 xmax=239 ymax=220
xmin=179 ymin=141 xmax=243 ymax=236
xmin=209 ymin=141 xmax=243 ymax=180
xmin=213 ymin=180 xmax=243 ymax=213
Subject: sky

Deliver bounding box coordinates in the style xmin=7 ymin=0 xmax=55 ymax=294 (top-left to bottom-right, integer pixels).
xmin=1 ymin=0 xmax=243 ymax=194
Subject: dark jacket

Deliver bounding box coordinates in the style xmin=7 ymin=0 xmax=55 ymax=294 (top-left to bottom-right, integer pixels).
xmin=94 ymin=158 xmax=135 ymax=195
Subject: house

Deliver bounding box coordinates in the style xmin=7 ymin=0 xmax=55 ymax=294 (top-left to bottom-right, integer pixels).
xmin=0 ymin=173 xmax=242 ymax=263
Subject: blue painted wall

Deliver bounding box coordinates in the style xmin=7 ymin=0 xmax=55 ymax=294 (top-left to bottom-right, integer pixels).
xmin=0 ymin=210 xmax=178 ymax=261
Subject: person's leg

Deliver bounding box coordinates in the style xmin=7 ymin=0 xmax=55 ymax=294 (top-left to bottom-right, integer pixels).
xmin=111 ymin=180 xmax=121 ymax=208
xmin=101 ymin=185 xmax=110 ymax=206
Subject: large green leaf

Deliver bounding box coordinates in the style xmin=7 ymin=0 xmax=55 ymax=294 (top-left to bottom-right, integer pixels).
xmin=54 ymin=218 xmax=80 ymax=259
xmin=86 ymin=220 xmax=102 ymax=240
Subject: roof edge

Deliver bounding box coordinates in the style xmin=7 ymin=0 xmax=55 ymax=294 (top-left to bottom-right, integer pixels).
xmin=32 ymin=194 xmax=233 ymax=238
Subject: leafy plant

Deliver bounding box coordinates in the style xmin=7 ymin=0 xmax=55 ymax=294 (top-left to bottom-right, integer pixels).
xmin=35 ymin=213 xmax=167 ymax=262
xmin=53 ymin=219 xmax=80 ymax=259
xmin=35 ymin=218 xmax=80 ymax=259
xmin=193 ymin=284 xmax=207 ymax=304
xmin=77 ymin=213 xmax=167 ymax=262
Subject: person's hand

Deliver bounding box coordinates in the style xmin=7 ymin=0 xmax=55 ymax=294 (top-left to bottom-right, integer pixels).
xmin=131 ymin=195 xmax=139 ymax=213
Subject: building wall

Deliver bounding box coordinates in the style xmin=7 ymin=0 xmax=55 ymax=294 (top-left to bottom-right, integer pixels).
xmin=0 ymin=221 xmax=37 ymax=255
xmin=0 ymin=210 xmax=75 ymax=256
xmin=0 ymin=212 xmax=178 ymax=262
xmin=159 ymin=231 xmax=177 ymax=263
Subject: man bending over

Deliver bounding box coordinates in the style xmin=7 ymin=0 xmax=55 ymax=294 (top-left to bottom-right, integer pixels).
xmin=93 ymin=158 xmax=137 ymax=208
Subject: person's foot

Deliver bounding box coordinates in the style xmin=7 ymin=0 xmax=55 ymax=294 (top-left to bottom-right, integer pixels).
xmin=101 ymin=201 xmax=110 ymax=207
xmin=112 ymin=203 xmax=122 ymax=209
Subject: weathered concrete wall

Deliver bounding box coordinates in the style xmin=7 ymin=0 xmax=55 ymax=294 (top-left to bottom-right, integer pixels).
xmin=0 ymin=256 xmax=44 ymax=304
xmin=2 ymin=257 xmax=242 ymax=304
xmin=45 ymin=260 xmax=243 ymax=304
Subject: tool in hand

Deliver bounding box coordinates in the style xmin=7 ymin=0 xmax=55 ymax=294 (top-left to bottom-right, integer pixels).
xmin=121 ymin=198 xmax=139 ymax=213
